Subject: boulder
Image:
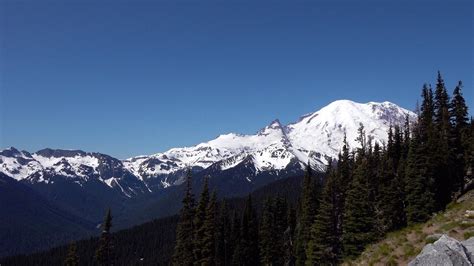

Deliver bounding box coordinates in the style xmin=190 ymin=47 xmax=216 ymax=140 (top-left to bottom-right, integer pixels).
xmin=463 ymin=237 xmax=474 ymax=262
xmin=409 ymin=235 xmax=473 ymax=266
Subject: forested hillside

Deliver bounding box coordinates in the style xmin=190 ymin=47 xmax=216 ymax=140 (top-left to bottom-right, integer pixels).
xmin=170 ymin=72 xmax=473 ymax=265
xmin=1 ymin=170 xmax=309 ymax=265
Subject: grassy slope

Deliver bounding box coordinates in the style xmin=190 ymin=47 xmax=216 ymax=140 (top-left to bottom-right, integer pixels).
xmin=346 ymin=190 xmax=474 ymax=266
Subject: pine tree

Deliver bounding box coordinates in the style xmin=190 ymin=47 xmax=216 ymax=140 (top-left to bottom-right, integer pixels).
xmin=450 ymin=81 xmax=469 ymax=194
xmin=433 ymin=71 xmax=454 ymax=209
xmin=260 ymin=198 xmax=275 ymax=265
xmin=404 ymin=85 xmax=436 ymax=223
xmin=376 ymin=155 xmax=406 ymax=233
xmin=172 ymin=170 xmax=196 ymax=266
xmin=201 ymin=191 xmax=217 ymax=265
xmin=216 ymin=201 xmax=232 ymax=266
xmin=434 ymin=71 xmax=451 ymax=127
xmin=404 ymin=124 xmax=435 ymax=223
xmin=355 ymin=123 xmax=367 ymax=155
xmin=393 ymin=125 xmax=403 ymax=170
xmin=402 ymin=114 xmax=411 ymax=158
xmin=230 ymin=210 xmax=242 ymax=266
xmin=374 ymin=126 xmax=406 ymax=234
xmin=273 ymin=197 xmax=288 ymax=265
xmin=295 ymin=163 xmax=318 ymax=265
xmin=337 ymin=132 xmax=353 ymax=199
xmin=306 ymin=164 xmax=341 ymax=265
xmin=260 ymin=197 xmax=288 ymax=265
xmin=95 ymin=208 xmax=114 ymax=266
xmin=194 ymin=176 xmax=210 ymax=264
xmin=64 ymin=242 xmax=79 ymax=266
xmin=244 ymin=194 xmax=259 ymax=265
xmin=284 ymin=205 xmax=297 ymax=266
xmin=343 ymin=142 xmax=376 ymax=259
xmin=233 ymin=195 xmax=259 ymax=266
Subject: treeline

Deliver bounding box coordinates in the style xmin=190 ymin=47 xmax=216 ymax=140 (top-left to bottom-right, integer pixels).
xmin=0 ymin=214 xmax=178 ymax=266
xmin=172 ymin=72 xmax=473 ymax=265
xmin=0 ymin=172 xmax=307 ymax=265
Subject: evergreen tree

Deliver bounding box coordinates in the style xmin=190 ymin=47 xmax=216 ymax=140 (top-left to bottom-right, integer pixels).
xmin=284 ymin=205 xmax=297 ymax=266
xmin=337 ymin=133 xmax=353 ymax=201
xmin=201 ymin=191 xmax=217 ymax=265
xmin=343 ymin=141 xmax=376 ymax=259
xmin=374 ymin=126 xmax=406 ymax=234
xmin=234 ymin=195 xmax=259 ymax=266
xmin=64 ymin=242 xmax=79 ymax=266
xmin=260 ymin=198 xmax=275 ymax=265
xmin=393 ymin=125 xmax=403 ymax=170
xmin=172 ymin=170 xmax=196 ymax=266
xmin=355 ymin=123 xmax=367 ymax=155
xmin=194 ymin=177 xmax=210 ymax=264
xmin=432 ymin=71 xmax=454 ymax=209
xmin=402 ymin=114 xmax=411 ymax=158
xmin=450 ymin=81 xmax=469 ymax=194
xmin=434 ymin=71 xmax=451 ymax=129
xmin=273 ymin=197 xmax=289 ymax=265
xmin=230 ymin=210 xmax=241 ymax=265
xmin=295 ymin=163 xmax=318 ymax=265
xmin=260 ymin=197 xmax=288 ymax=265
xmin=404 ymin=124 xmax=435 ymax=223
xmin=95 ymin=208 xmax=114 ymax=266
xmin=216 ymin=201 xmax=232 ymax=266
xmin=404 ymin=85 xmax=436 ymax=223
xmin=376 ymin=155 xmax=406 ymax=233
xmin=306 ymin=164 xmax=341 ymax=265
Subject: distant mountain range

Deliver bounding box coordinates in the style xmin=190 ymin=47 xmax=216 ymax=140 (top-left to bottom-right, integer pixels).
xmin=0 ymin=99 xmax=416 ymax=257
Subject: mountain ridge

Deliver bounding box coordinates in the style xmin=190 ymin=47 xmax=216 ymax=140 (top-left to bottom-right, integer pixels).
xmin=0 ymin=99 xmax=416 ymax=196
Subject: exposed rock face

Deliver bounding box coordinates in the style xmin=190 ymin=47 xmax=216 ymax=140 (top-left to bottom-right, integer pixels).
xmin=409 ymin=235 xmax=474 ymax=266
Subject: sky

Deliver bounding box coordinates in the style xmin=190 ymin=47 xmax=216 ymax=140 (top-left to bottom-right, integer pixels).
xmin=0 ymin=0 xmax=472 ymax=159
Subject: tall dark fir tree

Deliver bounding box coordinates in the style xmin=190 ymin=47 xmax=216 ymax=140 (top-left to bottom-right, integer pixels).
xmin=233 ymin=195 xmax=259 ymax=266
xmin=172 ymin=170 xmax=196 ymax=266
xmin=201 ymin=191 xmax=218 ymax=265
xmin=295 ymin=163 xmax=319 ymax=266
xmin=432 ymin=71 xmax=454 ymax=209
xmin=194 ymin=176 xmax=211 ymax=263
xmin=306 ymin=163 xmax=341 ymax=265
xmin=405 ymin=85 xmax=436 ymax=223
xmin=95 ymin=208 xmax=114 ymax=266
xmin=450 ymin=80 xmax=470 ymax=194
xmin=64 ymin=242 xmax=79 ymax=266
xmin=342 ymin=128 xmax=376 ymax=259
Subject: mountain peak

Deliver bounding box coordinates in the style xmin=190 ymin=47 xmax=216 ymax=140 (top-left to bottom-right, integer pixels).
xmin=35 ymin=148 xmax=87 ymax=158
xmin=258 ymin=119 xmax=283 ymax=136
xmin=0 ymin=147 xmax=23 ymax=157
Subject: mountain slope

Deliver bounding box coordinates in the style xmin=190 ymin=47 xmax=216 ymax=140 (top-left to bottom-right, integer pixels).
xmin=0 ymin=173 xmax=311 ymax=264
xmin=0 ymin=173 xmax=95 ymax=257
xmin=347 ymin=190 xmax=474 ymax=265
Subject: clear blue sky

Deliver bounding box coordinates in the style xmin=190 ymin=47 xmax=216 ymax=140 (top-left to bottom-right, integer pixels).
xmin=1 ymin=0 xmax=472 ymax=159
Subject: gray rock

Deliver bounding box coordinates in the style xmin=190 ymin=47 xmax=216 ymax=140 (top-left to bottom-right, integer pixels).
xmin=408 ymin=235 xmax=473 ymax=266
xmin=463 ymin=237 xmax=474 ymax=262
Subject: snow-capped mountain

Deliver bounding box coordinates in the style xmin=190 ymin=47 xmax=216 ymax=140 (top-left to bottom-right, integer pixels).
xmin=122 ymin=100 xmax=415 ymax=189
xmin=0 ymin=100 xmax=416 ymax=197
xmin=0 ymin=147 xmax=148 ymax=197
